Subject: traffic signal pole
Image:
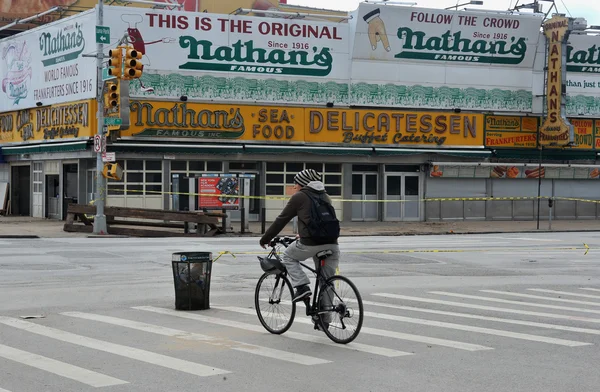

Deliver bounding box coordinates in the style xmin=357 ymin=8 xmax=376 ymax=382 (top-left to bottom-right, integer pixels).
xmin=93 ymin=0 xmax=107 ymax=235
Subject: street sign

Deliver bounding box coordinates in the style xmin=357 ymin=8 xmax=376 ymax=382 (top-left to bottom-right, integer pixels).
xmin=96 ymin=26 xmax=110 ymax=44
xmin=102 ymin=152 xmax=116 ymax=162
xmin=93 ymin=135 xmax=102 ymax=153
xmin=104 ymin=117 xmax=122 ymax=126
xmin=102 ymin=68 xmax=116 ymax=81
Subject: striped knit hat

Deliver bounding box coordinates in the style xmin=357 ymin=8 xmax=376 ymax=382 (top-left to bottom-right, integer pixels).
xmin=294 ymin=169 xmax=322 ymax=187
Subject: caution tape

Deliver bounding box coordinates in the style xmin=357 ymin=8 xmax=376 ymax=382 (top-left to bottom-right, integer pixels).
xmin=106 ymin=187 xmax=600 ymax=204
xmin=212 ymin=244 xmax=590 ymax=262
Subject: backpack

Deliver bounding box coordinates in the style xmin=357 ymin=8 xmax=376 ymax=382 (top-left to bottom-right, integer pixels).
xmin=301 ymin=189 xmax=340 ymax=245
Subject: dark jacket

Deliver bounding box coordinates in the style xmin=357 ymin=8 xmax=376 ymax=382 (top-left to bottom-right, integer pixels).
xmin=260 ymin=181 xmax=338 ymax=246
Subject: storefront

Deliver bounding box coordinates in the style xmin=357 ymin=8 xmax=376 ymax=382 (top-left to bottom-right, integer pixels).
xmin=1 ymin=4 xmax=600 ymax=222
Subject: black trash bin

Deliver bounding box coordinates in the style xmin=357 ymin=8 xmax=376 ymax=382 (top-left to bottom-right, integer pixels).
xmin=172 ymin=252 xmax=212 ymax=310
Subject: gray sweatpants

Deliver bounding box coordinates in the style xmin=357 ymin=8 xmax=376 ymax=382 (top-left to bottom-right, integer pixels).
xmin=282 ymin=241 xmax=340 ymax=288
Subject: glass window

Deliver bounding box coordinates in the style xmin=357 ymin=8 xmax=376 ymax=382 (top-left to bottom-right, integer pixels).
xmin=145 ymin=173 xmax=162 ymax=183
xmin=386 ymin=176 xmax=401 ymax=196
xmin=286 ymin=174 xmax=296 ymax=184
xmin=171 ymin=161 xmax=187 ymax=171
xmin=127 ymin=184 xmax=143 ymax=193
xmin=126 ymin=172 xmax=143 ymax=183
xmin=324 ymin=174 xmax=341 ymax=185
xmin=266 ymin=162 xmax=284 ymax=171
xmin=306 ymin=162 xmax=323 ymax=171
xmin=325 ymin=163 xmax=341 ymax=172
xmin=127 ymin=160 xmax=143 ymax=170
xmin=230 ymin=162 xmax=257 ymax=170
xmin=146 ymin=160 xmax=162 ymax=171
xmin=385 ymin=165 xmax=420 ymax=172
xmin=189 ymin=161 xmax=205 ymax=171
xmin=146 ymin=184 xmax=162 ymax=193
xmin=286 ymin=162 xmax=303 ymax=172
xmin=405 ymin=176 xmax=419 ymax=196
xmin=352 ymin=174 xmax=362 ymax=194
xmin=266 ymin=185 xmax=284 ymax=195
xmin=266 ymin=173 xmax=284 ymax=183
xmin=108 ymin=185 xmax=124 ymax=195
xmin=328 ymin=187 xmax=342 ymax=197
xmin=206 ymin=161 xmax=222 ymax=171
xmin=353 ymin=164 xmax=378 ymax=172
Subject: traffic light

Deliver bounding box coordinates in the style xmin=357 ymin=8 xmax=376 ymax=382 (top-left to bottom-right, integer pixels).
xmin=108 ymin=48 xmax=123 ymax=78
xmin=106 ymin=81 xmax=119 ymax=108
xmin=124 ymin=48 xmax=143 ymax=79
xmin=102 ymin=163 xmax=123 ymax=181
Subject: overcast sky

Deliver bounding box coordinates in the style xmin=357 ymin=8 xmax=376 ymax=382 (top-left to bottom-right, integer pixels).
xmin=288 ymin=0 xmax=600 ymax=26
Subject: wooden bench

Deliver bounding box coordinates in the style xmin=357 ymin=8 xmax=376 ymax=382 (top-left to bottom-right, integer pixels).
xmin=64 ymin=204 xmax=227 ymax=237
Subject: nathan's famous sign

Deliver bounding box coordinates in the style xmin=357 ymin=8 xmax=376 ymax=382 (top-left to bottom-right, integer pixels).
xmin=354 ymin=4 xmax=543 ymax=66
xmin=102 ymin=6 xmax=348 ymax=79
xmin=539 ymin=15 xmax=574 ymax=146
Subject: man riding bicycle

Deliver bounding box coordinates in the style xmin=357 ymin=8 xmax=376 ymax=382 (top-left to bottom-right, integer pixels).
xmin=260 ymin=169 xmax=340 ymax=303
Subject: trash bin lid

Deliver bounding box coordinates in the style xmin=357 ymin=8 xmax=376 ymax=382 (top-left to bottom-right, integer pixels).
xmin=172 ymin=252 xmax=212 ymax=262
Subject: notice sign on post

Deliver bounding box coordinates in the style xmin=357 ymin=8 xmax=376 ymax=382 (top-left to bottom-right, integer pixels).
xmin=198 ymin=174 xmax=240 ymax=210
xmin=539 ymin=15 xmax=574 ymax=147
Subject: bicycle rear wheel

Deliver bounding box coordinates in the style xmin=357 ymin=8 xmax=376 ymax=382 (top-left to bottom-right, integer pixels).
xmin=318 ymin=275 xmax=363 ymax=344
xmin=255 ymin=272 xmax=296 ymax=334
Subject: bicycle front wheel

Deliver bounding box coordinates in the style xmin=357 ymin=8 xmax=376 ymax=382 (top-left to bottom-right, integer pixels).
xmin=255 ymin=272 xmax=296 ymax=334
xmin=318 ymin=275 xmax=363 ymax=344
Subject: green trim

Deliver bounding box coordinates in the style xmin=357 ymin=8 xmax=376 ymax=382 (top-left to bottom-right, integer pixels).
xmin=245 ymin=146 xmax=371 ymax=156
xmin=110 ymin=144 xmax=243 ymax=155
xmin=1 ymin=141 xmax=89 ymax=155
xmin=493 ymin=149 xmax=596 ymax=161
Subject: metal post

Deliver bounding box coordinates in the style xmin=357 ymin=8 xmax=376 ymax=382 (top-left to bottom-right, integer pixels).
xmin=549 ymin=199 xmax=553 ymax=230
xmin=93 ymin=0 xmax=107 ymax=234
xmin=261 ymin=207 xmax=266 ymax=234
xmin=536 ymin=147 xmax=542 ymax=230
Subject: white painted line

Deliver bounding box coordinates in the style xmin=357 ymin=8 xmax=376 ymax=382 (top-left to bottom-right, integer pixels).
xmin=62 ymin=312 xmax=329 ymax=366
xmin=133 ymin=306 xmax=411 ymax=358
xmin=529 ymin=289 xmax=600 ymax=300
xmin=0 ymin=343 xmax=127 ymax=387
xmin=215 ymin=306 xmax=492 ymax=352
xmin=430 ymin=292 xmax=600 ymax=315
xmin=0 ymin=388 xmax=12 ymax=392
xmin=482 ymin=290 xmax=600 ymax=306
xmin=363 ymin=300 xmax=600 ymax=336
xmin=362 ymin=311 xmax=590 ymax=347
xmin=0 ymin=317 xmax=229 ymax=377
xmin=372 ymin=293 xmax=600 ymax=324
xmin=581 ymin=288 xmax=600 ymax=293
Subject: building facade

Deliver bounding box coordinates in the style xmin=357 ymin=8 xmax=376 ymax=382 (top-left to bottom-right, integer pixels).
xmin=1 ymin=4 xmax=599 ymax=222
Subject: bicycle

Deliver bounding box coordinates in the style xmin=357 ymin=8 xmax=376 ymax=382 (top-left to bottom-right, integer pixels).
xmin=255 ymin=236 xmax=364 ymax=344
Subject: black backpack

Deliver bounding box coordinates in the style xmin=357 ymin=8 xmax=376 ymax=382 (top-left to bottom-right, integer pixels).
xmin=301 ymin=189 xmax=340 ymax=245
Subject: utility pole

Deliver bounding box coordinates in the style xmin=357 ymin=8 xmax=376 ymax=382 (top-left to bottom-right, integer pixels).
xmin=94 ymin=0 xmax=107 ymax=235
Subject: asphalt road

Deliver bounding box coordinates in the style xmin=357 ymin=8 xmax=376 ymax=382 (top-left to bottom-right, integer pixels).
xmin=1 ymin=232 xmax=599 ymax=392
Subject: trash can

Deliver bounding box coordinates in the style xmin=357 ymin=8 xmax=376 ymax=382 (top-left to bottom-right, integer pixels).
xmin=172 ymin=252 xmax=212 ymax=310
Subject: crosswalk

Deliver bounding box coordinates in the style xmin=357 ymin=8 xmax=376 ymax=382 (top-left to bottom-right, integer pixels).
xmin=3 ymin=286 xmax=600 ymax=390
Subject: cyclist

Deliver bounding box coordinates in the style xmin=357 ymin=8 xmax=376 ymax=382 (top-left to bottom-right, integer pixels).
xmin=260 ymin=169 xmax=340 ymax=303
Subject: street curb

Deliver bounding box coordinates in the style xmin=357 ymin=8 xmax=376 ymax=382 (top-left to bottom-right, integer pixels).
xmin=0 ymin=235 xmax=40 ymax=238
xmin=340 ymin=229 xmax=600 ymax=237
xmin=87 ymin=234 xmax=130 ymax=238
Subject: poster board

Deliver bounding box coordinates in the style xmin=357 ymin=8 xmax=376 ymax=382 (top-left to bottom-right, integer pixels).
xmin=198 ymin=174 xmax=240 ymax=210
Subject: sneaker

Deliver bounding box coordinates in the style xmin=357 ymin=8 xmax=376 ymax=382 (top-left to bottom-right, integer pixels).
xmin=292 ymin=285 xmax=311 ymax=302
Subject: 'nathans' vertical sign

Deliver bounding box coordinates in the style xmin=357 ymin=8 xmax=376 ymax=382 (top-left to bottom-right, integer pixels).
xmin=539 ymin=15 xmax=574 ymax=146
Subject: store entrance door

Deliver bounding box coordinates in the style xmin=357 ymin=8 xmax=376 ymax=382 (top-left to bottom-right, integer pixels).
xmin=384 ymin=174 xmax=421 ymax=221
xmin=46 ymin=175 xmax=60 ymax=219
xmin=62 ymin=163 xmax=78 ymax=220
xmin=11 ymin=165 xmax=30 ymax=216
xmin=229 ymin=171 xmax=260 ymax=222
xmin=351 ymin=173 xmax=378 ymax=221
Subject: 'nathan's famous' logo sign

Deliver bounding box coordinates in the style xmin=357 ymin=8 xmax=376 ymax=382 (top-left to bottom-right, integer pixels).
xmin=567 ymin=44 xmax=600 ymax=73
xmin=39 ymin=22 xmax=85 ymax=67
xmin=130 ymin=102 xmax=245 ymax=138
xmin=394 ymin=27 xmax=528 ymax=64
xmin=178 ymin=37 xmax=333 ymax=76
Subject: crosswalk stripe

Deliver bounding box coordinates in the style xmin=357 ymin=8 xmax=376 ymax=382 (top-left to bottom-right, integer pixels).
xmin=0 ymin=343 xmax=127 ymax=387
xmin=529 ymin=289 xmax=600 ymax=300
xmin=215 ymin=306 xmax=492 ymax=352
xmin=133 ymin=306 xmax=411 ymax=358
xmin=362 ymin=311 xmax=590 ymax=347
xmin=430 ymin=292 xmax=600 ymax=315
xmin=62 ymin=312 xmax=329 ymax=366
xmin=0 ymin=317 xmax=229 ymax=377
xmin=363 ymin=300 xmax=600 ymax=336
xmin=581 ymin=288 xmax=600 ymax=293
xmin=0 ymin=388 xmax=12 ymax=392
xmin=372 ymin=293 xmax=600 ymax=324
xmin=481 ymin=290 xmax=600 ymax=307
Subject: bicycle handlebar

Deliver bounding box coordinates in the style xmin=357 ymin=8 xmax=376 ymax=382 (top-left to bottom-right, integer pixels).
xmin=269 ymin=236 xmax=297 ymax=248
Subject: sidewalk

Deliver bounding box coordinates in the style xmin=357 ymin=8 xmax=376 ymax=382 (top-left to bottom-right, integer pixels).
xmin=0 ymin=215 xmax=598 ymax=238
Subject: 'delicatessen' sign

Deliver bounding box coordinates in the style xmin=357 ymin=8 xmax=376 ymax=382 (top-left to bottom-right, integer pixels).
xmin=539 ymin=15 xmax=574 ymax=146
xmin=0 ymin=99 xmax=93 ymax=144
xmin=305 ymin=109 xmax=483 ymax=147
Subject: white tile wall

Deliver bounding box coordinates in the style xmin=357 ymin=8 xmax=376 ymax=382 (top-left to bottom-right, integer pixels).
xmin=0 ymin=164 xmax=8 ymax=182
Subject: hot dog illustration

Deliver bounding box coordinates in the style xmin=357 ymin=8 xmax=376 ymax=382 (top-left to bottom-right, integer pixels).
xmin=525 ymin=168 xmax=545 ymax=178
xmin=491 ymin=166 xmax=508 ymax=178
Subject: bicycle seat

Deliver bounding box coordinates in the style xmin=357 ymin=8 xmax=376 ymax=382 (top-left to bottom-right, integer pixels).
xmin=316 ymin=249 xmax=334 ymax=260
